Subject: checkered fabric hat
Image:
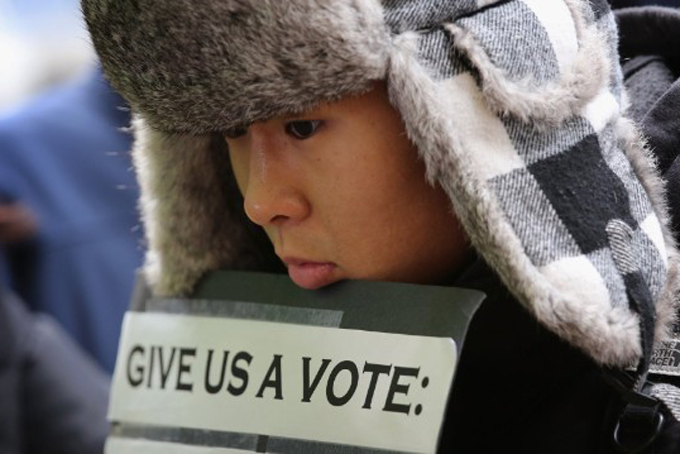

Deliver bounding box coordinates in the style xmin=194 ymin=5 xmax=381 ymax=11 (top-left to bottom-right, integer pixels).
xmin=84 ymin=0 xmax=679 ymax=368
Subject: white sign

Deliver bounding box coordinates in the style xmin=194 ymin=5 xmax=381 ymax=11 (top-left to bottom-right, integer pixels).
xmin=109 ymin=312 xmax=457 ymax=453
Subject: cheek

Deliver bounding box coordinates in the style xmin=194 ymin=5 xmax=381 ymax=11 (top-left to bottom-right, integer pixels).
xmin=311 ymin=174 xmax=396 ymax=266
xmin=321 ymin=167 xmax=468 ymax=283
xmin=379 ymin=199 xmax=466 ymax=281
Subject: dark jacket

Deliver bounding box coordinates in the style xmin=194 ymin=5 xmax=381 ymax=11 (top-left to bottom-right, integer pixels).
xmin=611 ymin=0 xmax=679 ymax=7
xmin=618 ymin=6 xmax=680 ymax=243
xmin=441 ymin=7 xmax=680 ymax=453
xmin=443 ymin=257 xmax=680 ymax=453
xmin=0 ymin=285 xmax=109 ymax=454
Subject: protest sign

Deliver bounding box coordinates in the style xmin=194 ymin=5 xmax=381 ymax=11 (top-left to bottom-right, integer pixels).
xmin=107 ymin=271 xmax=484 ymax=453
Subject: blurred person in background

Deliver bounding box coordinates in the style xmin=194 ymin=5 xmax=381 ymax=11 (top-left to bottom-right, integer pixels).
xmin=0 ymin=282 xmax=109 ymax=454
xmin=0 ymin=0 xmax=143 ymax=373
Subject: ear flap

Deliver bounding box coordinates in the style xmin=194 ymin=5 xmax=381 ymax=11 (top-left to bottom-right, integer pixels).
xmin=386 ymin=0 xmax=678 ymax=367
xmin=132 ymin=116 xmax=279 ymax=296
xmin=446 ymin=0 xmax=610 ymax=127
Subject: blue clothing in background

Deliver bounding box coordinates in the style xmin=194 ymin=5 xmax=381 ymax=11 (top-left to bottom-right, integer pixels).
xmin=0 ymin=69 xmax=143 ymax=373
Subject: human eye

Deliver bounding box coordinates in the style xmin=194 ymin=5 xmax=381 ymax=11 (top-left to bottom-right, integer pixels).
xmin=285 ymin=120 xmax=323 ymax=140
xmin=224 ymin=124 xmax=248 ymax=139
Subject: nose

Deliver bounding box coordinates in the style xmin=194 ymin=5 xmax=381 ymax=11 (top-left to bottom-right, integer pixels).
xmin=241 ymin=127 xmax=310 ymax=227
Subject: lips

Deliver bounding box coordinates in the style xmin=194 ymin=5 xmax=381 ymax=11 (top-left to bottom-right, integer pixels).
xmin=283 ymin=258 xmax=338 ymax=290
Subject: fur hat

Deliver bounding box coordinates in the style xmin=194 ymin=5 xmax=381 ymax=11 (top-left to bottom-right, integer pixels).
xmin=84 ymin=0 xmax=679 ymax=368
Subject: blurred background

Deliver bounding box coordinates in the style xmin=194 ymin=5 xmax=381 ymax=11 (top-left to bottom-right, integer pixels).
xmin=0 ymin=0 xmax=143 ymax=374
xmin=0 ymin=0 xmax=95 ymax=111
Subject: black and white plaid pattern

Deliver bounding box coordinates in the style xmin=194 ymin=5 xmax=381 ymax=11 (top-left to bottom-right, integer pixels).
xmin=384 ymin=0 xmax=668 ymax=334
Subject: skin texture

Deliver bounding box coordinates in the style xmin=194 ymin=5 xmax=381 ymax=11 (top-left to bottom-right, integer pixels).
xmin=227 ymin=83 xmax=469 ymax=289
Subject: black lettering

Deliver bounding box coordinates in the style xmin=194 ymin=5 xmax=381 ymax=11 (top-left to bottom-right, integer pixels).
xmin=158 ymin=347 xmax=177 ymax=389
xmin=126 ymin=345 xmax=145 ymax=387
xmin=362 ymin=362 xmax=391 ymax=409
xmin=326 ymin=360 xmax=359 ymax=407
xmin=176 ymin=348 xmax=196 ymax=392
xmin=302 ymin=357 xmax=331 ymax=403
xmin=205 ymin=350 xmax=229 ymax=394
xmin=256 ymin=354 xmax=283 ymax=400
xmin=384 ymin=366 xmax=419 ymax=415
xmin=228 ymin=351 xmax=253 ymax=396
xmin=146 ymin=345 xmax=156 ymax=388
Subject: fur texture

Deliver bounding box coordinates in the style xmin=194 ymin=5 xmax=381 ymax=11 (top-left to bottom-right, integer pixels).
xmin=83 ymin=0 xmax=390 ymax=134
xmin=86 ymin=0 xmax=679 ymax=368
xmin=132 ymin=117 xmax=278 ymax=295
xmin=615 ymin=117 xmax=680 ymax=344
xmin=386 ymin=30 xmax=643 ymax=366
xmin=445 ymin=0 xmax=610 ymax=128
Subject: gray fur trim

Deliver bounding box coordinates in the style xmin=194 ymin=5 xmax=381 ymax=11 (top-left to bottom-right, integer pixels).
xmin=132 ymin=117 xmax=266 ymax=296
xmin=615 ymin=118 xmax=680 ymax=344
xmin=386 ymin=32 xmax=642 ymax=366
xmin=83 ymin=0 xmax=390 ymax=134
xmin=445 ymin=0 xmax=610 ymax=128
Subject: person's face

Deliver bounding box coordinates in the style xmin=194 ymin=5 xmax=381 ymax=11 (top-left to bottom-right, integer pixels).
xmin=227 ymin=83 xmax=469 ymax=290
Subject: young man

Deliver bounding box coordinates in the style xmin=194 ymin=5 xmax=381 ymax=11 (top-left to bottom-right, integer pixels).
xmin=84 ymin=0 xmax=680 ymax=451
